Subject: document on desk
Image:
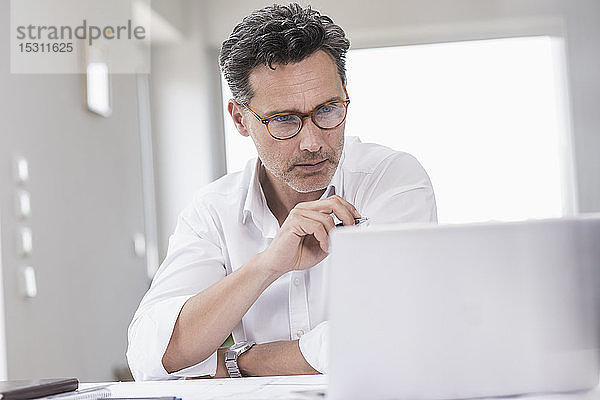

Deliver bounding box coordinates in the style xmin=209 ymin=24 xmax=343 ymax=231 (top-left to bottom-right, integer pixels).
xmin=36 ymin=385 xmax=111 ymax=400
xmin=96 ymin=375 xmax=328 ymax=400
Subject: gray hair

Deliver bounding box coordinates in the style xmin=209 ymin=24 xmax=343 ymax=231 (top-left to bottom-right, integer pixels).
xmin=219 ymin=3 xmax=351 ymax=104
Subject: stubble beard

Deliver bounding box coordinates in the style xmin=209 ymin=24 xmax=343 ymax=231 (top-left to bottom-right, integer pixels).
xmin=264 ymin=161 xmax=332 ymax=193
xmin=257 ymin=134 xmax=345 ymax=194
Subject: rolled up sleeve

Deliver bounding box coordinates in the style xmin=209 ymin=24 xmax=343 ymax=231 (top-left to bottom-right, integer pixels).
xmin=127 ymin=204 xmax=226 ymax=380
xmin=298 ymin=321 xmax=329 ymax=373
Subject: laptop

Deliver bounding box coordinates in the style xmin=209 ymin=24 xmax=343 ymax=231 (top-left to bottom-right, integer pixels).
xmin=327 ymin=215 xmax=600 ymax=400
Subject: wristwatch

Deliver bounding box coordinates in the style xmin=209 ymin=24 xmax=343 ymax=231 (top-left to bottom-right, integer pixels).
xmin=225 ymin=341 xmax=255 ymax=378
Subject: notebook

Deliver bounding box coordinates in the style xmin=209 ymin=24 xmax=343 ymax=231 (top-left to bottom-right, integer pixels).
xmin=0 ymin=379 xmax=78 ymax=400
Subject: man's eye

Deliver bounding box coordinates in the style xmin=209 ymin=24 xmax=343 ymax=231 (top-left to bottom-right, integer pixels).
xmin=317 ymin=105 xmax=334 ymax=115
xmin=273 ymin=114 xmax=295 ymax=123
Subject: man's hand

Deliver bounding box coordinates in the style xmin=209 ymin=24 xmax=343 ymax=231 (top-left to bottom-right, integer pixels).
xmin=259 ymin=195 xmax=360 ymax=275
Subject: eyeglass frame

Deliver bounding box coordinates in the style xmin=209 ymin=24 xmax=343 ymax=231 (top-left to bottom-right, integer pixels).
xmin=241 ymin=85 xmax=350 ymax=141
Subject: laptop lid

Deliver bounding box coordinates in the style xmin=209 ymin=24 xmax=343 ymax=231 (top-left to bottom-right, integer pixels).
xmin=328 ymin=215 xmax=600 ymax=400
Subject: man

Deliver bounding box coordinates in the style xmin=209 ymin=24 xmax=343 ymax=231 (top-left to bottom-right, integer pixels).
xmin=127 ymin=3 xmax=437 ymax=380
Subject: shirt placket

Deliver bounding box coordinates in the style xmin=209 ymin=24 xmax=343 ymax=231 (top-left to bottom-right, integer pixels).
xmin=288 ymin=270 xmax=310 ymax=340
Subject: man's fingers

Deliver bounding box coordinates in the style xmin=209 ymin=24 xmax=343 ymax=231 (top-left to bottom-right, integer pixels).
xmin=330 ymin=195 xmax=361 ymax=219
xmin=295 ymin=195 xmax=360 ymax=226
xmin=298 ymin=217 xmax=329 ymax=253
xmin=325 ymin=196 xmax=356 ymax=226
xmin=298 ymin=209 xmax=336 ymax=233
xmin=328 ymin=195 xmax=361 ymax=225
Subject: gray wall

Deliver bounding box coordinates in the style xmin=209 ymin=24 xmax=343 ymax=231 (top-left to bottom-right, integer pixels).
xmin=0 ymin=0 xmax=150 ymax=380
xmin=150 ymin=0 xmax=227 ymax=259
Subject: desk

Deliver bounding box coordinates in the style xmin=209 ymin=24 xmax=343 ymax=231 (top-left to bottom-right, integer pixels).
xmin=82 ymin=375 xmax=600 ymax=400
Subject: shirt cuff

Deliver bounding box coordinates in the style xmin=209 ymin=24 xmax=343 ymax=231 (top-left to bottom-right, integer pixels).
xmin=170 ymin=352 xmax=218 ymax=378
xmin=127 ymin=295 xmax=218 ymax=380
xmin=298 ymin=321 xmax=329 ymax=374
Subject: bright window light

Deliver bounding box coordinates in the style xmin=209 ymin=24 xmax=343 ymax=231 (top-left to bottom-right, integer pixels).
xmin=221 ymin=36 xmax=575 ymax=224
xmin=221 ymin=79 xmax=257 ymax=172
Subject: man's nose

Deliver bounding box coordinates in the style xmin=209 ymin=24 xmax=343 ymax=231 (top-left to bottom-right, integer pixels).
xmin=298 ymin=118 xmax=324 ymax=153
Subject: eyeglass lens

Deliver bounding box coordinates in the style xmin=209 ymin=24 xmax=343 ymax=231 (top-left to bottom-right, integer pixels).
xmin=268 ymin=101 xmax=347 ymax=139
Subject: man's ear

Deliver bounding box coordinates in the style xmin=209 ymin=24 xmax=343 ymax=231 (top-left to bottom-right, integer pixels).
xmin=228 ymin=100 xmax=250 ymax=137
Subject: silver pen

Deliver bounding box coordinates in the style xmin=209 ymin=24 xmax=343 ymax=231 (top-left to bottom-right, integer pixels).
xmin=335 ymin=216 xmax=369 ymax=227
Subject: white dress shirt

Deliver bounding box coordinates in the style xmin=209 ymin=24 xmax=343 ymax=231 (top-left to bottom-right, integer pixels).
xmin=127 ymin=136 xmax=437 ymax=380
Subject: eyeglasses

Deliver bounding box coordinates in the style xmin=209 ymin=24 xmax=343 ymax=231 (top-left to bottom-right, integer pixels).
xmin=242 ymin=86 xmax=350 ymax=140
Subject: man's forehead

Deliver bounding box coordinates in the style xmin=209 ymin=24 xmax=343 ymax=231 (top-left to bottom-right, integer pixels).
xmin=248 ymin=50 xmax=343 ymax=110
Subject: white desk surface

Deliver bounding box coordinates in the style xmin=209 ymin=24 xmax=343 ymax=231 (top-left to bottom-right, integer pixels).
xmin=81 ymin=375 xmax=600 ymax=400
xmin=81 ymin=375 xmax=327 ymax=400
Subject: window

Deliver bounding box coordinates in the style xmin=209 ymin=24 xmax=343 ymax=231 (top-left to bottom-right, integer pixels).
xmin=221 ymin=36 xmax=576 ymax=223
xmin=221 ymin=79 xmax=258 ymax=173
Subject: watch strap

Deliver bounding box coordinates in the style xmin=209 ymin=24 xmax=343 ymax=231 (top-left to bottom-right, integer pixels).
xmin=225 ymin=341 xmax=255 ymax=378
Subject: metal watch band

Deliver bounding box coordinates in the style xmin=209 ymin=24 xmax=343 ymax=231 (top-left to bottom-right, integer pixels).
xmin=225 ymin=341 xmax=255 ymax=378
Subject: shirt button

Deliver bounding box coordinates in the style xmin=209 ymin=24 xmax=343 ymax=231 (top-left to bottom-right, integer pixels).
xmin=293 ymin=278 xmax=301 ymax=286
xmin=297 ymin=329 xmax=305 ymax=338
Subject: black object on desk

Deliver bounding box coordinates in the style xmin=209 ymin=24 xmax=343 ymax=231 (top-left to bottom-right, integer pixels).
xmin=0 ymin=378 xmax=79 ymax=400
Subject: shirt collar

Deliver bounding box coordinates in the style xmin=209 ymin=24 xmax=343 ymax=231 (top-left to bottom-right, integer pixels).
xmin=242 ymin=145 xmax=346 ymax=235
xmin=242 ymin=159 xmax=267 ymax=227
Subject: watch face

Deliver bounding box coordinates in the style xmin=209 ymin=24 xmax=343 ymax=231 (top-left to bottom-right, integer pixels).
xmin=229 ymin=342 xmax=247 ymax=352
